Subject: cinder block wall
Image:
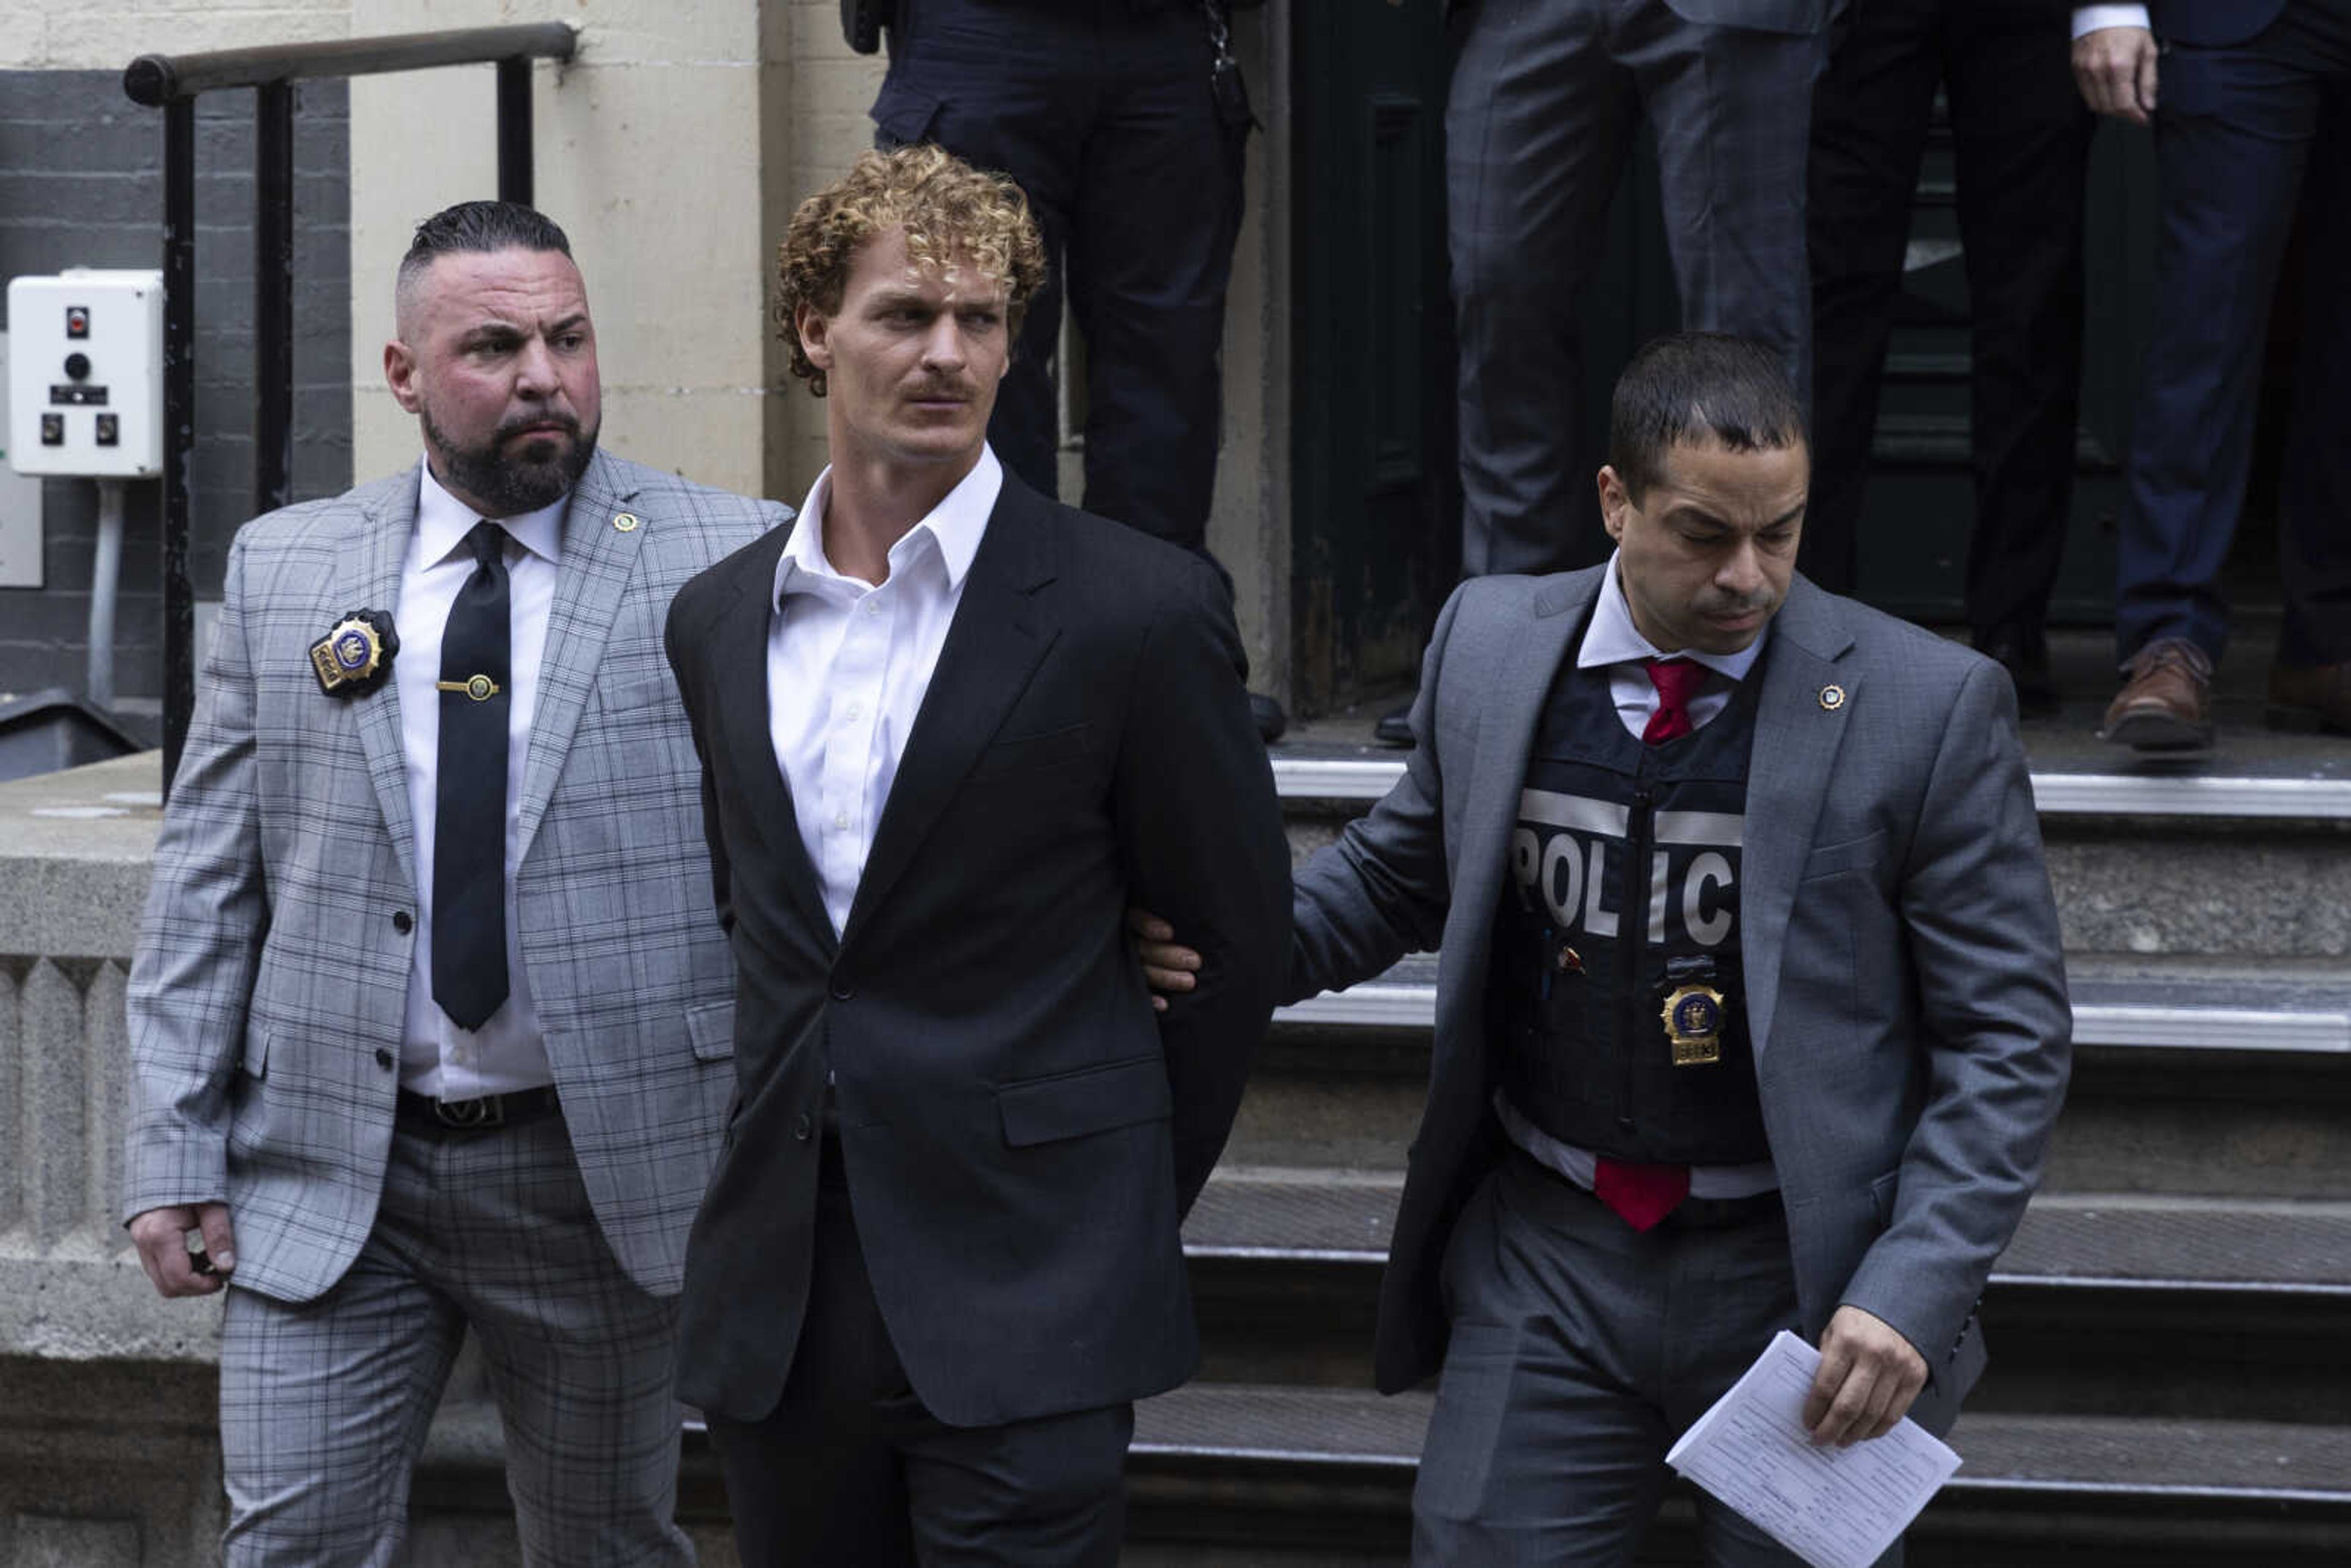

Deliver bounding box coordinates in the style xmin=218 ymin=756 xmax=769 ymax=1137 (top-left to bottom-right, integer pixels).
xmin=0 ymin=62 xmax=351 ymax=710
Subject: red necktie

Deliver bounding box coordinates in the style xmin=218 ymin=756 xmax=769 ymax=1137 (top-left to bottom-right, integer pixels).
xmin=1591 ymin=658 xmax=1708 ymax=1231
xmin=1641 ymin=656 xmax=1706 ymax=744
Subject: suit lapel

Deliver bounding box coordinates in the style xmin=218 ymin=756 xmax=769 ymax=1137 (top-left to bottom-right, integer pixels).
xmin=516 ymin=451 xmax=647 ymax=860
xmin=342 ymin=473 xmax=419 ymax=887
xmin=1449 ymin=571 xmax=1595 ymax=997
xmin=838 ymin=482 xmax=1057 ymax=950
xmin=713 ymin=531 xmax=838 ymax=953
xmin=1741 ymin=577 xmax=1858 ymax=1065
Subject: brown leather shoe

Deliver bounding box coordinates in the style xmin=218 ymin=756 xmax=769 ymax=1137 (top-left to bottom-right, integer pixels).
xmin=2100 ymin=637 xmax=2214 ymax=754
xmin=2267 ymin=661 xmax=2351 ymax=735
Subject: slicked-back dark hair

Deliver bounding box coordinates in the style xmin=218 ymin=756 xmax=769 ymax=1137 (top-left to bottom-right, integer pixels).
xmin=1608 ymin=332 xmax=1808 ymax=501
xmin=396 ymin=201 xmax=574 ymax=320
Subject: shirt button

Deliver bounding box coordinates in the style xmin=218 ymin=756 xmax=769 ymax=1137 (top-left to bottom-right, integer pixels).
xmin=833 ymin=811 xmax=850 ymax=831
xmin=864 ymin=601 xmax=881 ymax=617
xmin=844 ymin=701 xmax=862 ymax=721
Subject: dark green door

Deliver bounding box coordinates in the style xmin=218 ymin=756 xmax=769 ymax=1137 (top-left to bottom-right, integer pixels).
xmin=1288 ymin=6 xmax=1460 ymax=717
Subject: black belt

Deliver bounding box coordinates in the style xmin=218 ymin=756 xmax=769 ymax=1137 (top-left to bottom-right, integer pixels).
xmin=396 ymin=1084 xmax=561 ymax=1135
xmin=1665 ymin=1187 xmax=1785 ymax=1230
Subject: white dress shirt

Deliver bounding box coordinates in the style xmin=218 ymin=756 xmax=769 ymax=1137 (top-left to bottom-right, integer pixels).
xmin=2072 ymin=6 xmax=2152 ymax=40
xmin=396 ymin=460 xmax=564 ymax=1098
xmin=1576 ymin=550 xmax=1772 ymax=739
xmin=768 ymin=446 xmax=1002 ymax=936
xmin=1496 ymin=550 xmax=1779 ymax=1200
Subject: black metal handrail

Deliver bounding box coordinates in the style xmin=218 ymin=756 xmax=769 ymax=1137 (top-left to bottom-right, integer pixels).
xmin=121 ymin=23 xmax=579 ymax=794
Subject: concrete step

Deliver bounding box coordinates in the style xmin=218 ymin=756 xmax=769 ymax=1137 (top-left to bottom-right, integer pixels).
xmin=1126 ymin=1387 xmax=2351 ymax=1566
xmin=1179 ymin=1176 xmax=2351 ymax=1421
xmin=1228 ymin=955 xmax=2351 ymax=1195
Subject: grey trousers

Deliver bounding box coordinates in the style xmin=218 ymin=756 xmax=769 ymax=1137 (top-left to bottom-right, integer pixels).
xmin=1449 ymin=0 xmax=1826 ymax=576
xmin=1412 ymin=1148 xmax=1900 ymax=1567
xmin=218 ymin=1113 xmax=692 ymax=1567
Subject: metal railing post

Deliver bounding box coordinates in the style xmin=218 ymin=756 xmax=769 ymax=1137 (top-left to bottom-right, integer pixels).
xmin=162 ymin=96 xmax=197 ymax=794
xmin=497 ymin=57 xmax=533 ymax=207
xmin=255 ymin=80 xmax=296 ymax=519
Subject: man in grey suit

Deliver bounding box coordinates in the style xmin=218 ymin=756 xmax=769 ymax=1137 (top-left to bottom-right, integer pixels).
xmin=1143 ymin=334 xmax=2071 ymax=1562
xmin=121 ymin=200 xmax=784 ymax=1564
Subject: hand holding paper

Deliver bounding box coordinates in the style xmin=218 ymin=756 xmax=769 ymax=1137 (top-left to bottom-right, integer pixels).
xmin=1666 ymin=1330 xmax=1961 ymax=1568
xmin=1805 ymin=1305 xmax=1930 ymax=1446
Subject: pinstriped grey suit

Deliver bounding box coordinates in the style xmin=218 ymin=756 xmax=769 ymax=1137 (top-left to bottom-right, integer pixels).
xmin=124 ymin=448 xmax=783 ymax=1559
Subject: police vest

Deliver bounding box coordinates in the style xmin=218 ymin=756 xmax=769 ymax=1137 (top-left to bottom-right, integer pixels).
xmin=1488 ymin=644 xmax=1770 ymax=1165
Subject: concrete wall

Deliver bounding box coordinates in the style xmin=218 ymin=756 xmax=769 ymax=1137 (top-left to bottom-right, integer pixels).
xmin=0 ymin=33 xmax=353 ymax=710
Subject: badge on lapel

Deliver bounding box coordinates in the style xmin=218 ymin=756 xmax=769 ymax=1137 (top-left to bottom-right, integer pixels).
xmin=309 ymin=609 xmax=399 ymax=697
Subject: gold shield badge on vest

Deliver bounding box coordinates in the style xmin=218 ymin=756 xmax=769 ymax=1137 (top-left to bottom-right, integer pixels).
xmin=1660 ymin=983 xmax=1725 ymax=1067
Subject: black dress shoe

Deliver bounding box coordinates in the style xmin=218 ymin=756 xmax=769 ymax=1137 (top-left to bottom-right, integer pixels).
xmin=1250 ymin=692 xmax=1288 ymax=745
xmin=1373 ymin=700 xmax=1415 ymax=748
xmin=1978 ymin=627 xmax=2060 ymax=718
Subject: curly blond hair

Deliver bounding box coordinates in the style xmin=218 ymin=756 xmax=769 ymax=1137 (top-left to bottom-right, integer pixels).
xmin=777 ymin=144 xmax=1048 ymax=396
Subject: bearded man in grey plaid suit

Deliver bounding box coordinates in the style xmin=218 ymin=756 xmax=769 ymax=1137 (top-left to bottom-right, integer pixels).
xmin=121 ymin=200 xmax=785 ymax=1565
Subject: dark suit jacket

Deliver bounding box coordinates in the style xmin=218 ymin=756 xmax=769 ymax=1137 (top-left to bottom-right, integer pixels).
xmin=664 ymin=471 xmax=1291 ymax=1428
xmin=2150 ymin=1 xmax=2285 ymax=48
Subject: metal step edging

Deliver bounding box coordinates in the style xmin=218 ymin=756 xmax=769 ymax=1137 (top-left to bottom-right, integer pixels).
xmin=1273 ymin=757 xmax=2351 ymax=821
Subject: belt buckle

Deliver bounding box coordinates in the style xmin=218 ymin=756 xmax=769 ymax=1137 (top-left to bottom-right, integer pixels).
xmin=436 ymin=1093 xmax=502 ymax=1129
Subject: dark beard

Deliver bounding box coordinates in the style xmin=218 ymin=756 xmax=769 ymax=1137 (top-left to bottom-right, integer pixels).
xmin=422 ymin=405 xmax=598 ymax=517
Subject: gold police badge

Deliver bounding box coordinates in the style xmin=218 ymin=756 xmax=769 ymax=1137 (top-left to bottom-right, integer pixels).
xmin=1660 ymin=984 xmax=1726 ymax=1067
xmin=309 ymin=609 xmax=398 ymax=697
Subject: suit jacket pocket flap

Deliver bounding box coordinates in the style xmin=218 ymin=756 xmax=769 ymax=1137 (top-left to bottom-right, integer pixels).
xmin=967 ymin=722 xmax=1092 ymax=784
xmin=599 ymin=672 xmax=676 ymax=713
xmin=1799 ymin=828 xmax=1886 ymax=882
xmin=997 ymin=1053 xmax=1172 ymax=1147
xmin=686 ymin=1000 xmax=736 ymax=1061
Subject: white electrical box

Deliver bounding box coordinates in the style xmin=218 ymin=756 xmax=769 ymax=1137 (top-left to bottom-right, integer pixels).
xmin=7 ymin=269 xmax=165 ymax=479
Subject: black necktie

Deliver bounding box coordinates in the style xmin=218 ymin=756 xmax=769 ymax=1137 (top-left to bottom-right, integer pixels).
xmin=432 ymin=520 xmax=512 ymax=1032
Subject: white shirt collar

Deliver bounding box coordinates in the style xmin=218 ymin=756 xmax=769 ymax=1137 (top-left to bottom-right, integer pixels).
xmin=1575 ymin=550 xmax=1771 ymax=682
xmin=774 ymin=444 xmax=1003 ymax=605
xmin=415 ymin=457 xmax=566 ymax=569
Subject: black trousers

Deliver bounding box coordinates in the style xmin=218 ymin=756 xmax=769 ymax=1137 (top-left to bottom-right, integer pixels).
xmin=706 ymin=1138 xmax=1132 ymax=1567
xmin=1804 ymin=0 xmax=2093 ymax=643
xmin=871 ymin=0 xmax=1247 ymax=564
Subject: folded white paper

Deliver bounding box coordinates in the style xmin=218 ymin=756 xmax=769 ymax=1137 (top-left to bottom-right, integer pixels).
xmin=1665 ymin=1330 xmax=1961 ymax=1568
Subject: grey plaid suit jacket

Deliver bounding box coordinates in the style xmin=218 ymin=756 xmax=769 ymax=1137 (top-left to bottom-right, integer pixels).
xmin=1290 ymin=570 xmax=2073 ymax=1435
xmin=122 ymin=449 xmax=785 ymax=1302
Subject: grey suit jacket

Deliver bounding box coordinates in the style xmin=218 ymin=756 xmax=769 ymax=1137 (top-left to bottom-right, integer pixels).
xmin=122 ymin=449 xmax=785 ymax=1302
xmin=1290 ymin=569 xmax=2072 ymax=1435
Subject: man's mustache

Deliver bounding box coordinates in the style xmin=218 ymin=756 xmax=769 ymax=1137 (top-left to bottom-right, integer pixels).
xmin=498 ymin=413 xmax=582 ymax=444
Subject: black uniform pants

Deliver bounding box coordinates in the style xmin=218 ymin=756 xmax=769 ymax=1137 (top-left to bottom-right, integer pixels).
xmin=1804 ymin=0 xmax=2093 ymax=643
xmin=872 ymin=0 xmax=1247 ymax=563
